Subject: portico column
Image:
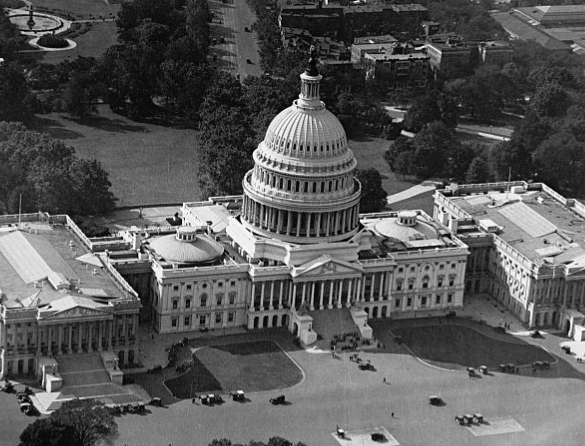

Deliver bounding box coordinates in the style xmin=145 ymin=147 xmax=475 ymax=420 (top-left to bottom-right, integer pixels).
xmin=67 ymin=325 xmax=73 ymax=354
xmin=36 ymin=326 xmax=41 ymax=355
xmin=296 ymin=213 xmax=302 ymax=237
xmin=326 ymin=213 xmax=331 ymax=237
xmin=122 ymin=316 xmax=128 ymax=346
xmin=301 ymin=283 xmax=307 ymax=305
xmin=358 ymin=277 xmax=364 ymax=302
xmin=310 ymin=283 xmax=316 ymax=310
xmin=107 ymin=321 xmax=113 ymax=350
xmin=47 ymin=327 xmax=53 ymax=355
xmin=89 ymin=323 xmax=95 ymax=352
xmin=77 ymin=323 xmax=83 ymax=352
xmin=57 ymin=325 xmax=63 ymax=355
xmin=385 ymin=272 xmax=391 ymax=299
xmin=379 ymin=273 xmax=384 ymax=299
xmin=260 ymin=282 xmax=266 ymax=310
xmin=278 ymin=281 xmax=284 ymax=309
xmin=347 ymin=279 xmax=353 ymax=307
xmin=320 ymin=281 xmax=325 ymax=309
xmin=98 ymin=321 xmax=103 ymax=351
xmin=269 ymin=282 xmax=275 ymax=310
xmin=251 ymin=283 xmax=256 ymax=311
xmin=334 ymin=211 xmax=339 ymax=235
xmin=370 ymin=274 xmax=375 ymax=300
xmin=278 ymin=210 xmax=284 ymax=234
xmin=292 ymin=283 xmax=297 ymax=309
xmin=328 ymin=281 xmax=334 ymax=308
xmin=287 ymin=211 xmax=293 ymax=236
xmin=316 ymin=213 xmax=322 ymax=237
xmin=337 ymin=280 xmax=343 ymax=308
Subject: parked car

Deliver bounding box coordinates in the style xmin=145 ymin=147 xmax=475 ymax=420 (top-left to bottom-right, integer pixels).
xmin=269 ymin=395 xmax=286 ymax=405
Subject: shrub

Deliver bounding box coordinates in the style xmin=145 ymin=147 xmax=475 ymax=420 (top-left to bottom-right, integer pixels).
xmin=37 ymin=34 xmax=69 ymax=48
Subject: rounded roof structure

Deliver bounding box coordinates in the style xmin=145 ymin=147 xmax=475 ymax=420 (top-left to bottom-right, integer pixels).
xmin=150 ymin=227 xmax=224 ymax=264
xmin=374 ymin=217 xmax=438 ymax=242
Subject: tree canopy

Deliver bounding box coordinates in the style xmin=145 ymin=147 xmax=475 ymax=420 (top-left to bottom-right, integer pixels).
xmin=19 ymin=399 xmax=118 ymax=446
xmin=356 ymin=168 xmax=388 ymax=213
xmin=0 ymin=122 xmax=117 ymax=215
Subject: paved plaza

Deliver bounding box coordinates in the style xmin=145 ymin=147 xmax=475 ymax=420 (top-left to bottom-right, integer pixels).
xmin=4 ymin=296 xmax=585 ymax=446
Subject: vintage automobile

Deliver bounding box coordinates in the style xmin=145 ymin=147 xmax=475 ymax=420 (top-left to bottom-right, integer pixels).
xmin=269 ymin=395 xmax=286 ymax=405
xmin=479 ymin=365 xmax=489 ymax=375
xmin=371 ymin=433 xmax=385 ymax=442
xmin=150 ymin=397 xmax=163 ymax=407
xmin=336 ymin=426 xmax=345 ymax=438
xmin=230 ymin=390 xmax=245 ymax=401
xmin=201 ymin=394 xmax=223 ymax=405
xmin=19 ymin=402 xmax=38 ymax=416
xmin=359 ymin=362 xmax=375 ymax=371
xmin=429 ymin=395 xmax=443 ymax=406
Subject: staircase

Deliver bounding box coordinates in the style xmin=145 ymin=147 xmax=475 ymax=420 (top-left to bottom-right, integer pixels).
xmin=309 ymin=308 xmax=359 ymax=341
xmin=53 ymin=353 xmax=141 ymax=406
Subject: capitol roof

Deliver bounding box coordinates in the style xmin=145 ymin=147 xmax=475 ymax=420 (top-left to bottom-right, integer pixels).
xmin=149 ymin=227 xmax=224 ymax=265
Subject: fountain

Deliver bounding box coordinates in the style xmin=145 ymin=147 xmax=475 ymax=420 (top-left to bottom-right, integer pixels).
xmin=26 ymin=5 xmax=35 ymax=30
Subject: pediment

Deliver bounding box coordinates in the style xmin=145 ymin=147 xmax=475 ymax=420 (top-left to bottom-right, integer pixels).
xmin=292 ymin=255 xmax=363 ymax=278
xmin=46 ymin=306 xmax=109 ymax=319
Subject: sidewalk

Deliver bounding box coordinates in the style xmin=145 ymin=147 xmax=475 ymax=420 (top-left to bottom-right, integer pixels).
xmin=386 ymin=183 xmax=436 ymax=205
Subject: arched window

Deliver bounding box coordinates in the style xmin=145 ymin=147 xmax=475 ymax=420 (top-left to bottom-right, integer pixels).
xmin=200 ymin=293 xmax=208 ymax=306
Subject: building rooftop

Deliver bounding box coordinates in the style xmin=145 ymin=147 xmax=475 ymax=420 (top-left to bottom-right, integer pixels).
xmin=365 ymin=52 xmax=428 ymax=61
xmin=446 ymin=187 xmax=585 ymax=266
xmin=354 ymin=34 xmax=397 ymax=44
xmin=0 ymin=223 xmax=126 ymax=308
xmin=515 ymin=5 xmax=585 ymax=25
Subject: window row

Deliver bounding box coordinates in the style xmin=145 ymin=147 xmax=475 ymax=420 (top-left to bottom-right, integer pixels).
xmin=268 ymin=135 xmax=346 ymax=155
xmin=396 ymin=262 xmax=458 ymax=274
xmin=171 ymin=312 xmax=235 ymax=327
xmin=171 ymin=292 xmax=237 ymax=310
xmin=394 ymin=293 xmax=453 ymax=308
xmin=171 ymin=280 xmax=237 ymax=293
xmin=395 ymin=275 xmax=456 ymax=291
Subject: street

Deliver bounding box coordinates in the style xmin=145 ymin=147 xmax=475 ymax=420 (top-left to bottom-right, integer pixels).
xmin=209 ymin=0 xmax=263 ymax=79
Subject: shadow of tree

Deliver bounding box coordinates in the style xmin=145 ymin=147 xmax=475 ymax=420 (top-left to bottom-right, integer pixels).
xmin=28 ymin=115 xmax=85 ymax=140
xmin=62 ymin=115 xmax=148 ymax=133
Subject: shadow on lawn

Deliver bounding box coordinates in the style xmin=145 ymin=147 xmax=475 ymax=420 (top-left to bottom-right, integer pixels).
xmin=28 ymin=115 xmax=85 ymax=140
xmin=63 ymin=115 xmax=148 ymax=133
xmin=369 ymin=317 xmax=585 ymax=381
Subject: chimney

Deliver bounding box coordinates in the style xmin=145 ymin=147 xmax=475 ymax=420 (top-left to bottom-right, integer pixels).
xmin=448 ymin=216 xmax=459 ymax=234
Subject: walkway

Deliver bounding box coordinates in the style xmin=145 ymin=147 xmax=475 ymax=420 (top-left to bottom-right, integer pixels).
xmin=386 ymin=182 xmax=436 ymax=205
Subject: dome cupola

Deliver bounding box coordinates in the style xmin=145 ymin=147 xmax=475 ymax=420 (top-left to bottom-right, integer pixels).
xmin=240 ymin=48 xmax=362 ymax=244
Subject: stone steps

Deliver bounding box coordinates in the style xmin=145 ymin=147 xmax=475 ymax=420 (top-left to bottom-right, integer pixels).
xmin=309 ymin=308 xmax=358 ymax=340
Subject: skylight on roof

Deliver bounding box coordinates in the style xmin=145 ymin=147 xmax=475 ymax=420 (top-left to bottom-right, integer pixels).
xmin=498 ymin=202 xmax=557 ymax=238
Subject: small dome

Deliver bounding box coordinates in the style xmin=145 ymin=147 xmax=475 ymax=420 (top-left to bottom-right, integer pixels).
xmin=374 ymin=217 xmax=438 ymax=242
xmin=150 ymin=228 xmax=224 ymax=264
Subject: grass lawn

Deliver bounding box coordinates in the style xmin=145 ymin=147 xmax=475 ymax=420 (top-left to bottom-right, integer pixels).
xmin=393 ymin=324 xmax=554 ymax=369
xmin=30 ymin=106 xmax=201 ymax=207
xmin=33 ymin=22 xmax=118 ymax=64
xmin=165 ymin=341 xmax=302 ymax=398
xmin=350 ymin=136 xmax=417 ymax=197
xmin=31 ymin=0 xmax=120 ymax=19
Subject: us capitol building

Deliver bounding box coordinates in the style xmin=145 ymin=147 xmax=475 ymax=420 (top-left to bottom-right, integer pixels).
xmin=9 ymin=56 xmax=585 ymax=385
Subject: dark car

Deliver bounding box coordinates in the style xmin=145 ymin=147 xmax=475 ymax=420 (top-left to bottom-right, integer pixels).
xmin=270 ymin=395 xmax=286 ymax=405
xmin=371 ymin=433 xmax=386 ymax=442
xmin=246 ymin=58 xmax=252 ymax=64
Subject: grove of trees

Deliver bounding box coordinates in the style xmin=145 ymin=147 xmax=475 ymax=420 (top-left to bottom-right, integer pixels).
xmin=19 ymin=399 xmax=118 ymax=446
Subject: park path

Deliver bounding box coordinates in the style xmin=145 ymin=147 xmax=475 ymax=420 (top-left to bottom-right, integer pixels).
xmin=386 ymin=182 xmax=436 ymax=205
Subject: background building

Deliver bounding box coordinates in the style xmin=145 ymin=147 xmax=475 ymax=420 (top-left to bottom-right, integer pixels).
xmin=435 ymin=181 xmax=585 ymax=335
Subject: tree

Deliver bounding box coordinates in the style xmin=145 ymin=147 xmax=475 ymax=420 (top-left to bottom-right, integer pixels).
xmin=355 ymin=168 xmax=387 ymax=213
xmin=410 ymin=121 xmax=458 ymax=178
xmin=19 ymin=399 xmax=117 ymax=446
xmin=50 ymin=399 xmax=118 ymax=446
xmin=19 ymin=418 xmax=76 ymax=446
xmin=0 ymin=62 xmax=31 ymax=122
xmin=465 ymin=154 xmax=492 ymax=183
xmin=402 ymin=90 xmax=457 ymax=132
xmin=529 ymin=82 xmax=568 ymax=119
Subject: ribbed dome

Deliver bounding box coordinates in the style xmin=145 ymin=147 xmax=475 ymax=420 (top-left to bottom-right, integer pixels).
xmin=240 ymin=49 xmax=361 ymax=244
xmin=150 ymin=228 xmax=224 ymax=265
xmin=262 ymin=104 xmax=348 ymax=159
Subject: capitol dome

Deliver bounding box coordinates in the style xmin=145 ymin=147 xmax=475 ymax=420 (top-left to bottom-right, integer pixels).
xmin=149 ymin=227 xmax=224 ymax=265
xmin=240 ymin=50 xmax=362 ymax=244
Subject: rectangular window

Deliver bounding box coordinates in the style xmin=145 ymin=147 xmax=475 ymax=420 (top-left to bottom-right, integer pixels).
xmin=185 ymin=299 xmax=191 ymax=308
xmin=184 ymin=316 xmax=190 ymax=326
xmin=398 ymin=267 xmax=404 ymax=273
xmin=216 ymin=313 xmax=222 ymax=324
xmin=172 ymin=300 xmax=178 ymax=310
xmin=395 ymin=298 xmax=401 ymax=308
xmin=447 ymin=294 xmax=453 ymax=303
xmin=228 ymin=312 xmax=235 ymax=322
xmin=229 ymin=294 xmax=236 ymax=305
xmin=231 ymin=281 xmax=236 ymax=287
xmin=421 ymin=296 xmax=427 ymax=306
xmin=173 ymin=285 xmax=179 ymax=292
xmin=199 ymin=315 xmax=206 ymax=325
xmin=186 ymin=284 xmax=192 ymax=290
xmin=422 ymin=282 xmax=428 ymax=289
xmin=449 ymin=277 xmax=455 ymax=287
xmin=217 ymin=295 xmax=223 ymax=306
xmin=435 ymin=295 xmax=441 ymax=305
xmin=407 ymin=297 xmax=412 ymax=307
xmin=410 ymin=266 xmax=416 ymax=272
xmin=437 ymin=278 xmax=443 ymax=287
xmin=218 ymin=282 xmax=223 ymax=288
xmin=171 ymin=317 xmax=177 ymax=327
xmin=201 ymin=295 xmax=207 ymax=306
xmin=408 ymin=281 xmax=414 ymax=290
xmin=396 ymin=281 xmax=402 ymax=291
